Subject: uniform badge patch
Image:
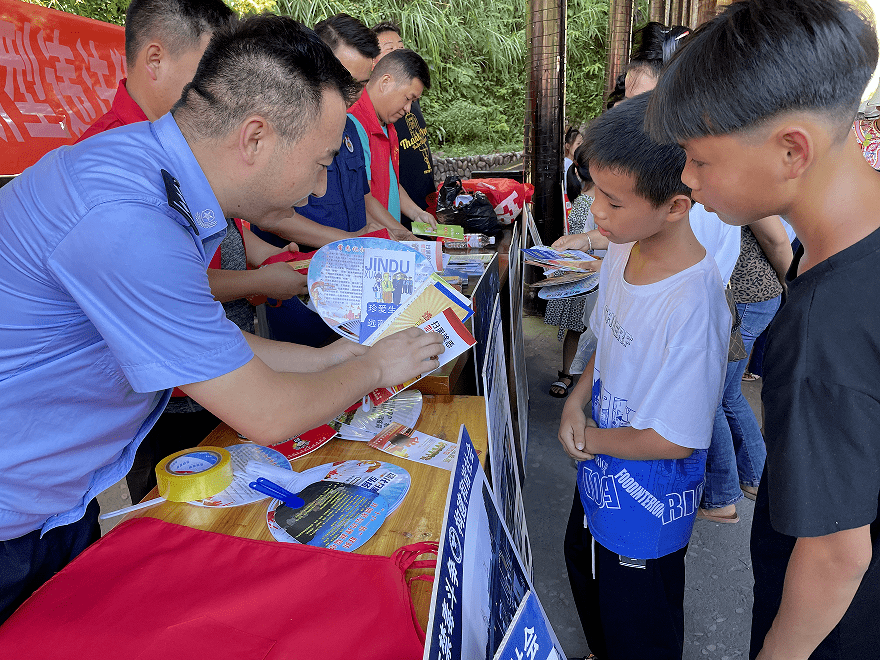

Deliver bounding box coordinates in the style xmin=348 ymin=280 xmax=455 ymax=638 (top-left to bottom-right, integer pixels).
xmin=161 ymin=169 xmax=199 ymax=235
xmin=343 ymin=134 xmax=354 ymax=153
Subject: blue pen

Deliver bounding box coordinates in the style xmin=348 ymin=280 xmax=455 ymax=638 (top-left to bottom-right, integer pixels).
xmin=248 ymin=477 xmax=305 ymax=509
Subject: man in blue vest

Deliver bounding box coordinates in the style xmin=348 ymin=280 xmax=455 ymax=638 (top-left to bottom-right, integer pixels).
xmin=252 ymin=13 xmax=420 ymax=346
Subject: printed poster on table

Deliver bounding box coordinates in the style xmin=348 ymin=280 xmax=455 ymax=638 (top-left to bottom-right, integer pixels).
xmin=329 ymin=391 xmax=423 ymax=441
xmin=191 ymin=444 xmax=290 ymax=508
xmin=483 ymin=295 xmax=532 ymax=573
xmin=267 ymin=424 xmax=337 ymax=460
xmin=369 ymin=422 xmax=458 ymax=471
xmin=471 ymin=253 xmax=500 ymax=396
xmin=267 ymin=460 xmax=411 ymax=551
xmin=423 ymin=426 xmax=564 ymax=660
xmin=268 ymin=481 xmax=388 ymax=551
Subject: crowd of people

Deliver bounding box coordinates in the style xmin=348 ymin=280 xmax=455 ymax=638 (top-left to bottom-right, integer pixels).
xmin=0 ymin=1 xmax=878 ymax=659
xmin=549 ymin=1 xmax=880 ymax=659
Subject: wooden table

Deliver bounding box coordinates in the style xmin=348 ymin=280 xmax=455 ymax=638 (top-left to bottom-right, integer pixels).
xmin=125 ymin=394 xmax=488 ymax=628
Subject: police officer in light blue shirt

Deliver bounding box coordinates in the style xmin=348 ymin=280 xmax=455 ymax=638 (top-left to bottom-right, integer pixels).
xmin=0 ymin=16 xmax=444 ymax=624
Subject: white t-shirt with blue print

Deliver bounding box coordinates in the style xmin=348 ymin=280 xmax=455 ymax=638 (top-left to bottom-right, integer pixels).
xmin=579 ymin=240 xmax=730 ymax=559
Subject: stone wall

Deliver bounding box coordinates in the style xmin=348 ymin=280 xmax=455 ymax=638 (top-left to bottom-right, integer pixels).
xmin=432 ymin=151 xmax=523 ymax=185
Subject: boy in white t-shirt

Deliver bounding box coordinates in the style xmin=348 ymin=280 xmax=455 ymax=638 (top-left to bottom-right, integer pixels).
xmin=557 ymin=92 xmax=731 ymax=659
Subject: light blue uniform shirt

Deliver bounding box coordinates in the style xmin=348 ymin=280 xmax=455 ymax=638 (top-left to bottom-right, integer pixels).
xmin=349 ymin=116 xmax=401 ymax=222
xmin=0 ymin=114 xmax=253 ymax=540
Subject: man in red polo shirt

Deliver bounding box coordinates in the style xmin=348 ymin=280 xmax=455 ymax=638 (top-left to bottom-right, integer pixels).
xmin=348 ymin=49 xmax=435 ymax=229
xmin=80 ymin=0 xmax=228 ymax=139
xmin=79 ymin=0 xmax=308 ymax=504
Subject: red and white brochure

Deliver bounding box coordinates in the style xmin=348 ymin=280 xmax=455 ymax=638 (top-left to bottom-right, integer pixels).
xmin=366 ymin=307 xmax=476 ymax=407
xmin=269 ymin=425 xmax=337 ymax=461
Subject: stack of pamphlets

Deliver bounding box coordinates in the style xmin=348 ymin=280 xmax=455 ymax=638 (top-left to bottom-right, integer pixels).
xmin=446 ymin=252 xmax=494 ymax=279
xmin=522 ymin=246 xmax=601 ymax=299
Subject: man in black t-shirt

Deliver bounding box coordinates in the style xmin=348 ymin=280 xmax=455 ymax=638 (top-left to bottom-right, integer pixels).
xmin=646 ymin=1 xmax=880 ymax=658
xmin=373 ymin=21 xmax=436 ymax=224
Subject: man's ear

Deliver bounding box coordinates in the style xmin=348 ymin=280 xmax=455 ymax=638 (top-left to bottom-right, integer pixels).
xmin=666 ymin=194 xmax=692 ymax=222
xmin=238 ymin=116 xmax=271 ymax=166
xmin=378 ymin=73 xmax=395 ymax=94
xmin=143 ymin=42 xmax=164 ymax=82
xmin=775 ymin=125 xmax=813 ymax=180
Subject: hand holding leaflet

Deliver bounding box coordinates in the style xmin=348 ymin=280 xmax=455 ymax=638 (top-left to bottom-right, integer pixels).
xmin=366 ymin=326 xmax=446 ymax=390
xmin=364 ymin=308 xmax=476 ymax=407
xmin=411 ymin=222 xmax=464 ymax=239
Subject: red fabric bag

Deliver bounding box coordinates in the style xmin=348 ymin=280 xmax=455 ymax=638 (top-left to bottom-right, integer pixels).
xmin=427 ymin=179 xmax=534 ymax=225
xmin=0 ymin=518 xmax=437 ymax=660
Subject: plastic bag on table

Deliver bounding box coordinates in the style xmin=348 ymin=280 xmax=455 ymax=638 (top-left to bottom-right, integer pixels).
xmin=435 ymin=176 xmax=502 ymax=237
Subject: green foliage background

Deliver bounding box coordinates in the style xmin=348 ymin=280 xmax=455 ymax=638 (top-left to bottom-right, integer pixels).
xmin=25 ymin=0 xmax=612 ymax=155
xmin=278 ymin=0 xmax=610 ymax=155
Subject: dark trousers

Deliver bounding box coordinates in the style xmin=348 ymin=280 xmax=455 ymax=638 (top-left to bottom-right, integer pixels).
xmin=749 ymin=468 xmax=880 ymax=659
xmin=0 ymin=498 xmax=100 ymax=625
xmin=126 ymin=409 xmax=220 ymax=504
xmin=564 ymin=488 xmax=687 ymax=660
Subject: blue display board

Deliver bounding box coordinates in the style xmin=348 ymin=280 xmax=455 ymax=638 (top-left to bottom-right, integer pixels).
xmin=491 ymin=591 xmax=565 ymax=660
xmin=423 ymin=427 xmax=564 ymax=660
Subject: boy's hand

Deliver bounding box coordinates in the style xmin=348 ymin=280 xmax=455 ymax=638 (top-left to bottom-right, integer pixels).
xmin=552 ymin=234 xmax=592 ymax=252
xmin=365 ymin=327 xmax=445 ymax=387
xmin=559 ymin=399 xmax=596 ymax=461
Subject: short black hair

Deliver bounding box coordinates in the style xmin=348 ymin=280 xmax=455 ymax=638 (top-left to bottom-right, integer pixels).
xmin=173 ymin=14 xmax=359 ymax=142
xmin=371 ymin=48 xmax=431 ymax=91
xmin=564 ymin=126 xmax=580 ymax=147
xmin=315 ymin=13 xmax=380 ymax=59
xmin=372 ymin=21 xmax=401 ymax=36
xmin=584 ymin=92 xmax=690 ymax=207
xmin=124 ymin=0 xmax=236 ymax=68
xmin=646 ymin=0 xmax=879 ymax=144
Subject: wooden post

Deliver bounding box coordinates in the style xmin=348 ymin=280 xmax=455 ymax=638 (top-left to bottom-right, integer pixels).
xmin=650 ymin=0 xmax=667 ymax=24
xmin=604 ymin=0 xmax=635 ymax=101
xmin=524 ymin=0 xmax=567 ymax=245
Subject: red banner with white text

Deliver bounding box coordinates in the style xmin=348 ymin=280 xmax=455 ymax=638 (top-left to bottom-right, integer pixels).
xmin=0 ymin=0 xmax=125 ymax=174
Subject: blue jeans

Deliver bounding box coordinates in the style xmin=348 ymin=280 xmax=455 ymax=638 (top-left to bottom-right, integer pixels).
xmin=702 ymin=295 xmax=781 ymax=509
